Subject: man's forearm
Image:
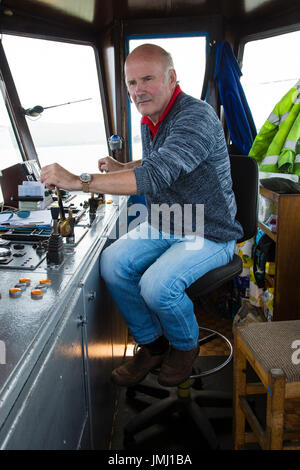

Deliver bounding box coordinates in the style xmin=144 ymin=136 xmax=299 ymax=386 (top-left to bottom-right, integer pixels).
xmin=40 ymin=162 xmax=138 ymax=194
xmin=124 ymin=159 xmax=142 ymax=170
xmin=86 ymin=169 xmax=138 ymax=195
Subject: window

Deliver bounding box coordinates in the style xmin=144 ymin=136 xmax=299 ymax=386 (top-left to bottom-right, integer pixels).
xmin=2 ymin=35 xmax=107 ymax=175
xmin=126 ymin=35 xmax=207 ymax=160
xmin=0 ymin=73 xmax=24 ymax=205
xmin=0 ymin=75 xmax=23 ymax=171
xmin=241 ymin=30 xmax=300 ymax=131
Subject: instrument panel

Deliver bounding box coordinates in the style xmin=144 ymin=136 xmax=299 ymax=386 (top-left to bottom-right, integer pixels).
xmin=0 ymin=193 xmax=112 ymax=271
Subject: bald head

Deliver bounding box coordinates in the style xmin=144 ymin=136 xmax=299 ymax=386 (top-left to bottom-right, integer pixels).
xmin=125 ymin=44 xmax=177 ymax=124
xmin=125 ymin=44 xmax=174 ymax=74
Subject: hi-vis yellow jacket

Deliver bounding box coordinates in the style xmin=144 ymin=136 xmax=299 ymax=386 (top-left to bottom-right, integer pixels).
xmin=249 ymin=80 xmax=300 ymax=177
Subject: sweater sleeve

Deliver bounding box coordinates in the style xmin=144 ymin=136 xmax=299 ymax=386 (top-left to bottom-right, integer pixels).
xmin=134 ymin=103 xmax=219 ymax=195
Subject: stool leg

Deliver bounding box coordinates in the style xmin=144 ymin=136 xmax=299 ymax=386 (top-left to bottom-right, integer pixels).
xmin=265 ymin=368 xmax=285 ymax=450
xmin=233 ymin=333 xmax=247 ymax=450
xmin=123 ymin=394 xmax=177 ymax=446
xmin=186 ymin=400 xmax=219 ymax=449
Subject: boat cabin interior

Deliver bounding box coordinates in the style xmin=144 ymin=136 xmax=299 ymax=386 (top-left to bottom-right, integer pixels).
xmin=0 ymin=0 xmax=300 ymax=453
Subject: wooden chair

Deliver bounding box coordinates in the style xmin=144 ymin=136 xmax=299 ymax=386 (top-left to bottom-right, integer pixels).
xmin=233 ymin=320 xmax=300 ymax=450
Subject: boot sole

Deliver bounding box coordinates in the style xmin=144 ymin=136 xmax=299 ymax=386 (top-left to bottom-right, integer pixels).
xmin=111 ymin=359 xmax=165 ymax=387
xmin=157 ymin=371 xmax=191 ymax=388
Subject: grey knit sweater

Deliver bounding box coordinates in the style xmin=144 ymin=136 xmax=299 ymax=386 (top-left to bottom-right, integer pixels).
xmin=134 ymin=92 xmax=243 ymax=242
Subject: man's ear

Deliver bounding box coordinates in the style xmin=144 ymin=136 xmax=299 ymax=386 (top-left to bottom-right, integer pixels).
xmin=169 ymin=68 xmax=177 ymax=87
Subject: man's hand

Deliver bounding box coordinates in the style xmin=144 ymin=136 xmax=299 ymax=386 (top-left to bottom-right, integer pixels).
xmin=40 ymin=163 xmax=80 ymax=191
xmin=98 ymin=156 xmax=125 ymax=173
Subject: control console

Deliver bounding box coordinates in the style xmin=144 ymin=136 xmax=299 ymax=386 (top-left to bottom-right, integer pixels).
xmin=0 ymin=192 xmax=107 ymax=271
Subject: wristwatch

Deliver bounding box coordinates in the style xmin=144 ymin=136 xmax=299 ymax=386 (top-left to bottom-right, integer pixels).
xmin=79 ymin=173 xmax=92 ymax=192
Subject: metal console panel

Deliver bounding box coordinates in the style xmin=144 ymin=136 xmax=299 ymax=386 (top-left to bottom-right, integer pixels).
xmin=0 ymin=196 xmax=128 ymax=449
xmin=1 ymin=287 xmax=88 ymax=450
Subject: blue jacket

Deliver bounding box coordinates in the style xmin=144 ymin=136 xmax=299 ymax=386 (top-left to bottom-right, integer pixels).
xmin=214 ymin=41 xmax=257 ymax=155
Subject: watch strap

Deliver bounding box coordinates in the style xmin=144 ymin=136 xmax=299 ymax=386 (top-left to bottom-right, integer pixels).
xmin=81 ymin=181 xmax=90 ymax=192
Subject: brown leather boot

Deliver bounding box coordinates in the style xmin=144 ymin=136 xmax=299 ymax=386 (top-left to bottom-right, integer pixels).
xmin=111 ymin=338 xmax=169 ymax=387
xmin=158 ymin=344 xmax=199 ymax=387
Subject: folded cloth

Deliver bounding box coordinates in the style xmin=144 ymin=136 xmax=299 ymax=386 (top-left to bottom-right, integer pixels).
xmin=260 ymin=177 xmax=300 ymax=194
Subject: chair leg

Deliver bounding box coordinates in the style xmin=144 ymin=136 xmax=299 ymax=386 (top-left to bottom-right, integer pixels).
xmin=265 ymin=369 xmax=285 ymax=450
xmin=123 ymin=393 xmax=177 ymax=446
xmin=186 ymin=399 xmax=220 ymax=449
xmin=126 ymin=381 xmax=170 ymax=400
xmin=233 ymin=334 xmax=247 ymax=450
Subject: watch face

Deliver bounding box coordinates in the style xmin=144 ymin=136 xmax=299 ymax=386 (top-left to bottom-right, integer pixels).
xmin=80 ymin=173 xmax=92 ymax=182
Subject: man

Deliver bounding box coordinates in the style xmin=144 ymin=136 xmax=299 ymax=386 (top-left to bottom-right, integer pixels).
xmin=41 ymin=44 xmax=243 ymax=388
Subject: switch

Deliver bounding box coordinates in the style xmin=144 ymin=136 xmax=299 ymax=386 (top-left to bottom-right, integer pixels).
xmin=31 ymin=289 xmax=43 ymax=300
xmin=9 ymin=288 xmax=22 ymax=298
xmin=0 ymin=247 xmax=11 ymax=257
xmin=19 ymin=278 xmax=31 ymax=286
xmin=40 ymin=279 xmax=52 ymax=286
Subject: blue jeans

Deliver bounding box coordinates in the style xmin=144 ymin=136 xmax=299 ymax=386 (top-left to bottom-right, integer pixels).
xmin=100 ymin=222 xmax=235 ymax=351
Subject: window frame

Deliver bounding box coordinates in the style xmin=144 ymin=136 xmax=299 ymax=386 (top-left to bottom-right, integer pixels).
xmin=237 ymin=25 xmax=300 ymax=132
xmin=238 ymin=23 xmax=300 ymax=66
xmin=0 ymin=31 xmax=110 ymax=169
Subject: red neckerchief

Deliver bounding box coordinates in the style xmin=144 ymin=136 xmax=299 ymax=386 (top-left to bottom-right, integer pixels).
xmin=141 ymin=84 xmax=182 ymax=138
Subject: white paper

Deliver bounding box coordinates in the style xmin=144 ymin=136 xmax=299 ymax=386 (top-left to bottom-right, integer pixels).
xmin=6 ymin=210 xmax=52 ymax=226
xmin=0 ymin=213 xmax=12 ymax=224
xmin=18 ymin=181 xmax=46 ymax=209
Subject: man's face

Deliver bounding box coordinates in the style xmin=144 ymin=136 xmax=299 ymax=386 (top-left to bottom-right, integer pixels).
xmin=125 ymin=54 xmax=176 ymax=125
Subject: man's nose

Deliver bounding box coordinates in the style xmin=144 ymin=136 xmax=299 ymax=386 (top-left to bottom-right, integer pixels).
xmin=135 ymin=81 xmax=146 ymax=95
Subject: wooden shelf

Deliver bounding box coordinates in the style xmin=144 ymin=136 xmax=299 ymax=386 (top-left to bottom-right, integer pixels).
xmin=257 ymin=221 xmax=277 ymax=242
xmin=259 ymin=185 xmax=280 ymax=204
xmin=258 ymin=186 xmax=300 ymax=321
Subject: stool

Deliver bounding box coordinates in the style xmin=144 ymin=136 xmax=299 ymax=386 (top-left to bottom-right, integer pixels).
xmin=123 ymin=327 xmax=233 ymax=449
xmin=233 ymin=320 xmax=300 ymax=450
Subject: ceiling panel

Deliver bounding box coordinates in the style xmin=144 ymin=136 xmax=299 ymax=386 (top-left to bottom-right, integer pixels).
xmin=1 ymin=0 xmax=299 ymax=32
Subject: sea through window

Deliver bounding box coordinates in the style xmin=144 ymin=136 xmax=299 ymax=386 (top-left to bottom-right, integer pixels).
xmin=2 ymin=35 xmax=107 ymax=175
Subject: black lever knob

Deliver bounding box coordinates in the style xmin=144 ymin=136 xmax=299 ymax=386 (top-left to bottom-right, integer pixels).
xmin=50 ymin=206 xmax=60 ymax=220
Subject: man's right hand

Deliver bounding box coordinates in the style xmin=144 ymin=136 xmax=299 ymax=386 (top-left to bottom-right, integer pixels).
xmin=98 ymin=156 xmax=125 ymax=173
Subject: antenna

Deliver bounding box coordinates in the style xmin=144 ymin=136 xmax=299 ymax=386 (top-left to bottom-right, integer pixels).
xmin=23 ymin=98 xmax=92 ymax=117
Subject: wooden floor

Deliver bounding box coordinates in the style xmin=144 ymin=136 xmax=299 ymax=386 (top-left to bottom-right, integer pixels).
xmin=194 ymin=297 xmax=233 ymax=356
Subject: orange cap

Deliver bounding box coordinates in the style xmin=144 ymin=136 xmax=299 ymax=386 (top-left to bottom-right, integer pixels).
xmin=31 ymin=289 xmax=43 ymax=296
xmin=19 ymin=278 xmax=31 ymax=284
xmin=9 ymin=288 xmax=22 ymax=298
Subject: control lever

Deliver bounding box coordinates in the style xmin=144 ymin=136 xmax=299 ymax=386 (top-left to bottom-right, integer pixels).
xmin=88 ymin=192 xmax=98 ymax=224
xmin=56 ymin=187 xmax=65 ymax=222
xmin=56 ymin=187 xmax=75 ymax=240
xmin=46 ymin=206 xmax=64 ymax=265
xmin=65 ymin=208 xmax=75 ymax=244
